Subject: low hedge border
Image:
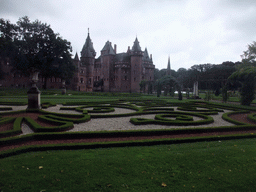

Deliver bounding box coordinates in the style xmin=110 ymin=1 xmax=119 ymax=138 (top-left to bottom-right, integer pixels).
xmin=247 ymin=113 xmax=256 ymax=123
xmin=0 ymin=117 xmax=20 ymax=137
xmin=40 ymin=114 xmax=91 ymax=124
xmin=0 ymin=109 xmax=90 ymax=134
xmin=1 ymin=131 xmax=256 ymax=159
xmin=2 ymin=122 xmax=255 ymax=146
xmin=41 ymin=101 xmax=56 ymax=109
xmin=0 ymin=107 xmax=12 ymax=111
xmin=24 ymin=116 xmax=74 ymax=132
xmin=222 ymin=110 xmax=250 ymax=125
xmin=0 ymin=101 xmax=27 ymax=106
xmin=130 ymin=111 xmax=214 ymax=126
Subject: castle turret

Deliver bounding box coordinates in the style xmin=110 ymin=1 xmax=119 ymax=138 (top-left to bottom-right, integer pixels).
xmin=80 ymin=29 xmax=96 ymax=91
xmin=81 ymin=29 xmax=96 ymax=58
xmin=101 ymin=41 xmax=116 ymax=92
xmin=130 ymin=37 xmax=143 ymax=93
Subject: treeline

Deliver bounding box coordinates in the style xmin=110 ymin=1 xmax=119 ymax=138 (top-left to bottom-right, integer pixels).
xmin=154 ymin=61 xmax=242 ymax=94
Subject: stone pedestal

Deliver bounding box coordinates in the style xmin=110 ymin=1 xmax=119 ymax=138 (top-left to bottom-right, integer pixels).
xmin=193 ymin=81 xmax=199 ymax=98
xmin=61 ymin=80 xmax=66 ymax=95
xmin=27 ymin=71 xmax=41 ymax=110
xmin=27 ymin=86 xmax=41 ymax=110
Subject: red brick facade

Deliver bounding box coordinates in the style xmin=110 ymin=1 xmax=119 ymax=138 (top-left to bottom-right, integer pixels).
xmin=72 ymin=33 xmax=155 ymax=92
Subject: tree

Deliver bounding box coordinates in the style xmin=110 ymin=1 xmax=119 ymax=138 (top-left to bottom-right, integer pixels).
xmin=155 ymin=75 xmax=180 ymax=98
xmin=139 ymin=80 xmax=147 ymax=93
xmin=241 ymin=41 xmax=256 ymax=65
xmin=228 ymin=42 xmax=256 ymax=105
xmin=0 ymin=19 xmax=16 ymax=79
xmin=228 ymin=66 xmax=256 ymax=105
xmin=2 ymin=16 xmax=75 ymax=88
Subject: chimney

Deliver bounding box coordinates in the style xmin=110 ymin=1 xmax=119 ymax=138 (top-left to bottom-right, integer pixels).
xmin=150 ymin=54 xmax=152 ymax=60
xmin=127 ymin=46 xmax=130 ymax=52
xmin=114 ymin=44 xmax=117 ymax=54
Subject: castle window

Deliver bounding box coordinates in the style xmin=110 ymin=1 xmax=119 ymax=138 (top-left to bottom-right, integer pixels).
xmin=80 ymin=78 xmax=84 ymax=83
xmin=88 ymin=78 xmax=91 ymax=84
xmin=134 ymin=78 xmax=136 ymax=82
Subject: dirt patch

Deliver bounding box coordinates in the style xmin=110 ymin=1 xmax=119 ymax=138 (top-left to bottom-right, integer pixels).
xmin=0 ymin=123 xmax=13 ymax=132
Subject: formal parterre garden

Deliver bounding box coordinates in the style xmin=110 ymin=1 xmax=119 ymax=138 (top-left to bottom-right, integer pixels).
xmin=0 ymin=95 xmax=256 ymax=191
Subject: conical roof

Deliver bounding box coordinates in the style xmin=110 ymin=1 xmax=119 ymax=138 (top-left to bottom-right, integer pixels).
xmin=143 ymin=48 xmax=151 ymax=61
xmin=167 ymin=56 xmax=171 ymax=76
xmin=81 ymin=32 xmax=96 ymax=57
xmin=101 ymin=41 xmax=115 ymax=55
xmin=131 ymin=37 xmax=142 ymax=52
xmin=74 ymin=52 xmax=79 ymax=61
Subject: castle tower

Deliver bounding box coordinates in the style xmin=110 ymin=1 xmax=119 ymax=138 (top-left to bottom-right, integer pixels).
xmin=80 ymin=29 xmax=96 ymax=91
xmin=100 ymin=41 xmax=115 ymax=92
xmin=130 ymin=37 xmax=143 ymax=93
xmin=166 ymin=56 xmax=171 ymax=76
xmin=73 ymin=53 xmax=80 ymax=91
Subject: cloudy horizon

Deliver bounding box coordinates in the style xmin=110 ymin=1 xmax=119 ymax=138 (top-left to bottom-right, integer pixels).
xmin=1 ymin=0 xmax=256 ymax=70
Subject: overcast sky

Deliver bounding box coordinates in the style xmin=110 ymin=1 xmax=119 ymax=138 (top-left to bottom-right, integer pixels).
xmin=1 ymin=0 xmax=256 ymax=70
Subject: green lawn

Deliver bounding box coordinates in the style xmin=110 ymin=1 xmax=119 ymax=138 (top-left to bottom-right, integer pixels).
xmin=1 ymin=138 xmax=255 ymax=191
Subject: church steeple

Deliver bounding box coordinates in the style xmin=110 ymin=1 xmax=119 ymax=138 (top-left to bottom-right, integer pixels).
xmin=81 ymin=28 xmax=96 ymax=58
xmin=167 ymin=56 xmax=171 ymax=76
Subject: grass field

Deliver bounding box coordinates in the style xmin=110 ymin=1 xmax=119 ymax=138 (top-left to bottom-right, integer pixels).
xmin=1 ymin=138 xmax=255 ymax=191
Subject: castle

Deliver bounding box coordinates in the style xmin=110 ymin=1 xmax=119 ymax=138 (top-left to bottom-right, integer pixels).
xmin=0 ymin=32 xmax=155 ymax=93
xmin=71 ymin=31 xmax=155 ymax=92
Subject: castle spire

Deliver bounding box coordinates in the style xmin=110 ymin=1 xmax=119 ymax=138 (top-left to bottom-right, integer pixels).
xmin=131 ymin=37 xmax=142 ymax=52
xmin=167 ymin=56 xmax=171 ymax=76
xmin=81 ymin=29 xmax=96 ymax=57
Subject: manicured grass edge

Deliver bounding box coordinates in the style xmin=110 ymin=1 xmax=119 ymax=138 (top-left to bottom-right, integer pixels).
xmin=1 ymin=133 xmax=256 ymax=158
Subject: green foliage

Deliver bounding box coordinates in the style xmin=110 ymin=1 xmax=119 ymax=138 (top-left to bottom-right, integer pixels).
xmin=228 ymin=65 xmax=256 ymax=105
xmin=204 ymin=91 xmax=213 ymax=101
xmin=1 ymin=16 xmax=75 ymax=83
xmin=1 ymin=139 xmax=256 ymax=191
xmin=222 ymin=86 xmax=228 ymax=103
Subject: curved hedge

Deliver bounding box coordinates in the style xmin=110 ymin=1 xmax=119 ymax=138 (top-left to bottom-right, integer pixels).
xmin=247 ymin=113 xmax=256 ymax=123
xmin=222 ymin=110 xmax=249 ymax=125
xmin=1 ymin=99 xmax=256 ymax=158
xmin=130 ymin=111 xmax=214 ymax=126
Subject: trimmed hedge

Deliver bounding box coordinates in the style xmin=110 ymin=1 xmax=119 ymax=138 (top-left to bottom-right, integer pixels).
xmin=130 ymin=111 xmax=214 ymax=126
xmin=222 ymin=110 xmax=249 ymax=125
xmin=1 ymin=98 xmax=256 ymax=158
xmin=24 ymin=116 xmax=73 ymax=132
xmin=0 ymin=107 xmax=12 ymax=111
xmin=1 ymin=130 xmax=256 ymax=159
xmin=0 ymin=117 xmax=19 ymax=137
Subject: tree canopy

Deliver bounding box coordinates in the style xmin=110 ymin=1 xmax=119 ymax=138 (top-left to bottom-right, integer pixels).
xmin=0 ymin=16 xmax=75 ymax=83
xmin=228 ymin=42 xmax=256 ymax=105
